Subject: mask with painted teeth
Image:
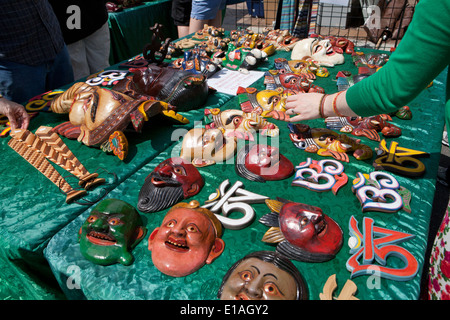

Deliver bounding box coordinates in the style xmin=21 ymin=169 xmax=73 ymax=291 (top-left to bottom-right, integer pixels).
xmin=78 ymin=198 xmax=147 ymax=266
xmin=148 ymin=200 xmax=225 ymax=277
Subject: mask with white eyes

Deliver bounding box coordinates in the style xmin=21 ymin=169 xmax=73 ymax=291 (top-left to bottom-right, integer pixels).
xmin=291 ymin=38 xmax=344 ymax=67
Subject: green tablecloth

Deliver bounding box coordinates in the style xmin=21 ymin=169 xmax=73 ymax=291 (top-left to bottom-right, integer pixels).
xmin=41 ymin=50 xmax=448 ymax=300
xmin=108 ymin=0 xmax=178 ymax=65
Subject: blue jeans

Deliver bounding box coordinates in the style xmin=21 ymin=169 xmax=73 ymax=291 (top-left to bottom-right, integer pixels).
xmin=0 ymin=46 xmax=74 ymax=104
xmin=191 ymin=0 xmax=227 ymax=20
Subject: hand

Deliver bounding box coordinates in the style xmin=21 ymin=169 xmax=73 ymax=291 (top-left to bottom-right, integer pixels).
xmin=0 ymin=97 xmax=30 ymax=130
xmin=285 ymin=92 xmax=324 ymax=122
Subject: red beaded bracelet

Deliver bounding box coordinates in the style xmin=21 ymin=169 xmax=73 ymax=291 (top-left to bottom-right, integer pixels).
xmin=332 ymin=91 xmax=345 ymax=117
xmin=318 ymin=94 xmax=327 ymax=118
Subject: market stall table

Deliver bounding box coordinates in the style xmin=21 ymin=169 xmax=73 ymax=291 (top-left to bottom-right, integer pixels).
xmin=42 ymin=48 xmax=448 ymax=300
xmin=0 ymin=68 xmax=234 ymax=299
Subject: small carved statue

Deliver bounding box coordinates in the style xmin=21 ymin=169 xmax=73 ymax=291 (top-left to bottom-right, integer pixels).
xmin=218 ymin=251 xmax=308 ymax=300
xmin=148 ymin=200 xmax=225 ymax=277
xmin=137 ymin=157 xmax=204 ymax=213
xmin=259 ymin=198 xmax=344 ymax=262
xmin=78 ymin=198 xmax=147 ymax=266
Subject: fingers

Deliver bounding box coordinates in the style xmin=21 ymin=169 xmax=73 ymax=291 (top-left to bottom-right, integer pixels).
xmin=286 ymin=114 xmax=306 ymax=122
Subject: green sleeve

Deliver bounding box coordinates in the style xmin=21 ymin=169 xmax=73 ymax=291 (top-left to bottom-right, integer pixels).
xmin=346 ymin=0 xmax=450 ymax=117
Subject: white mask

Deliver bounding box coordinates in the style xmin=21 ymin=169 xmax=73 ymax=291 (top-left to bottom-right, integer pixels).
xmin=291 ymin=38 xmax=344 ymax=67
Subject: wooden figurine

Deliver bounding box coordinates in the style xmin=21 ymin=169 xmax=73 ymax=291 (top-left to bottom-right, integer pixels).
xmin=218 ymin=251 xmax=308 ymax=300
xmin=78 ymin=198 xmax=147 ymax=266
xmin=137 ymin=157 xmax=204 ymax=213
xmin=287 ymin=123 xmax=373 ymax=162
xmin=259 ymin=198 xmax=344 ymax=262
xmin=235 ymin=144 xmax=294 ymax=183
xmin=148 ymin=200 xmax=224 ymax=277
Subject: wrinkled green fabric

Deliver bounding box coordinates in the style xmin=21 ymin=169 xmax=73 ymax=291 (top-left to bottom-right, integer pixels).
xmin=43 ymin=49 xmax=447 ymax=300
xmin=108 ymin=0 xmax=178 ymax=65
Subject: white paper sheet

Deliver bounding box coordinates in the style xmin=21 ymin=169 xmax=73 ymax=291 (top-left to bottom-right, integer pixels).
xmin=207 ymin=68 xmax=265 ymax=96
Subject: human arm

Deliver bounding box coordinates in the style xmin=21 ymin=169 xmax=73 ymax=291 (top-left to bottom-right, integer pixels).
xmin=0 ymin=96 xmax=30 ymax=130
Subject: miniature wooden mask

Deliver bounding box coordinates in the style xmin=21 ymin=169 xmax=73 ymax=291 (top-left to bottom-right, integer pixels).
xmin=291 ymin=38 xmax=344 ymax=67
xmin=237 ymin=86 xmax=293 ymax=121
xmin=78 ymin=198 xmax=147 ymax=266
xmin=218 ymin=251 xmax=308 ymax=300
xmin=235 ymin=144 xmax=294 ymax=182
xmin=264 ymin=71 xmax=325 ymax=94
xmin=259 ymin=198 xmax=343 ymax=262
xmin=273 ymin=57 xmax=329 ymax=78
xmin=204 ymin=108 xmax=279 ymax=141
xmin=180 ymin=127 xmax=237 ymax=167
xmin=325 ymin=114 xmax=401 ymax=142
xmin=137 ymin=157 xmax=204 ymax=213
xmin=148 ymin=200 xmax=225 ymax=277
xmin=287 ymin=123 xmax=373 ymax=162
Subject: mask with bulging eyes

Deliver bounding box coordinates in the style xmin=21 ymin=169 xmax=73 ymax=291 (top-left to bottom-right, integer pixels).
xmin=291 ymin=38 xmax=344 ymax=67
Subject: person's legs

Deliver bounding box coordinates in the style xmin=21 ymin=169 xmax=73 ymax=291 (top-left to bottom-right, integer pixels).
xmin=84 ymin=22 xmax=111 ymax=75
xmin=0 ymin=60 xmax=47 ymax=104
xmin=46 ymin=45 xmax=75 ymax=91
xmin=172 ymin=0 xmax=192 ymax=38
xmin=67 ymin=39 xmax=90 ymax=80
xmin=189 ymin=0 xmax=225 ymax=33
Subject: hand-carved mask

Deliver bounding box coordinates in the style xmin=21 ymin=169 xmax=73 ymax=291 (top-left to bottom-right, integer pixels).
xmin=291 ymin=38 xmax=344 ymax=67
xmin=137 ymin=157 xmax=204 ymax=213
xmin=235 ymin=144 xmax=294 ymax=182
xmin=148 ymin=200 xmax=225 ymax=277
xmin=204 ymin=108 xmax=279 ymax=141
xmin=112 ymin=64 xmax=210 ymax=112
xmin=287 ymin=123 xmax=373 ymax=162
xmin=50 ymin=82 xmax=188 ymax=159
xmin=259 ymin=198 xmax=343 ymax=262
xmin=218 ymin=251 xmax=308 ymax=300
xmin=78 ymin=198 xmax=147 ymax=266
xmin=237 ymin=87 xmax=293 ymax=121
xmin=180 ymin=127 xmax=237 ymax=167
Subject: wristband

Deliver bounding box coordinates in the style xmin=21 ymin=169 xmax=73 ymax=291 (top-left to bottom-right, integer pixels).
xmin=318 ymin=94 xmax=327 ymax=118
xmin=332 ymin=91 xmax=345 ymax=117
